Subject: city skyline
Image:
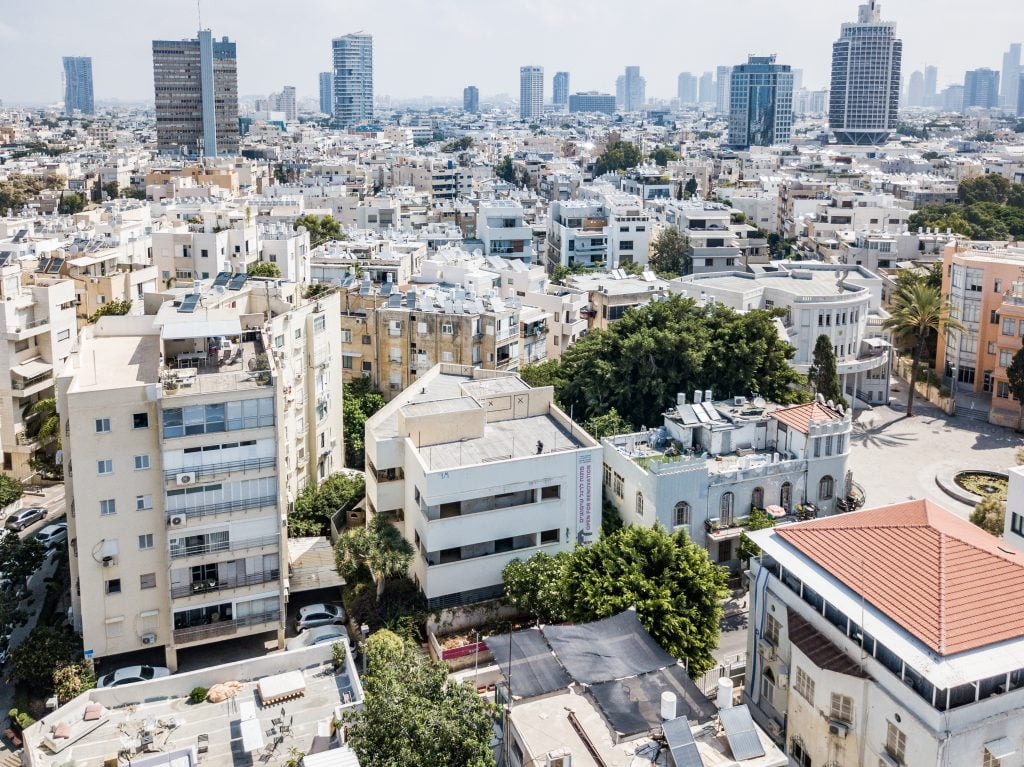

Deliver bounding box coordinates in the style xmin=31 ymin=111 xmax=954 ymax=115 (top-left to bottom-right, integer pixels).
xmin=1 ymin=0 xmax=1022 ymax=106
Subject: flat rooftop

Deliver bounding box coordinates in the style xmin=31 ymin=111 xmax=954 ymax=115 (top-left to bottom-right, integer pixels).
xmin=69 ymin=333 xmax=160 ymax=392
xmin=677 ymin=268 xmax=869 ymax=299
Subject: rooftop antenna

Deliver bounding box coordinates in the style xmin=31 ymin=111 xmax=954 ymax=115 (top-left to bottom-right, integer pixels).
xmin=197 ymin=0 xmax=203 ymax=30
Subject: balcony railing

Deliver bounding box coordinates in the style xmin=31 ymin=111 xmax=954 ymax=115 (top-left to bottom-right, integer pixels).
xmin=167 ymin=494 xmax=277 ymax=522
xmin=172 ymin=609 xmax=280 ymax=644
xmin=163 ymin=456 xmax=277 ymax=482
xmin=12 ymin=372 xmax=52 ymax=390
xmin=170 ymin=568 xmax=280 ymax=599
xmin=169 ymin=533 xmax=280 ymax=560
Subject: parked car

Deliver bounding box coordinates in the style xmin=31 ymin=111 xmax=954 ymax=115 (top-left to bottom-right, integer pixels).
xmin=286 ymin=625 xmax=351 ymax=652
xmin=96 ymin=665 xmax=171 ymax=688
xmin=4 ymin=507 xmax=47 ymax=532
xmin=294 ymin=603 xmax=345 ymax=633
xmin=36 ymin=522 xmax=68 ymax=548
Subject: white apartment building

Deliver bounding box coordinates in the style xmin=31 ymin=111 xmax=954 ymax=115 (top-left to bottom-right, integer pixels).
xmin=806 ymin=189 xmax=912 ymax=240
xmin=546 ymin=191 xmax=651 ymax=270
xmin=0 ymin=259 xmax=77 ymax=479
xmin=255 ymin=222 xmax=311 ymax=283
xmin=664 ymin=200 xmax=768 ymax=274
xmin=476 ymin=200 xmax=534 ymax=262
xmin=151 ymin=219 xmax=259 ymax=285
xmin=747 ymin=499 xmax=1024 ymax=767
xmin=58 ymin=281 xmax=343 ymax=670
xmin=312 ymin=237 xmax=426 ymax=287
xmin=603 ymin=395 xmax=853 ymax=569
xmin=363 ymin=365 xmax=600 ymax=609
xmin=671 ymin=262 xmax=892 ymax=406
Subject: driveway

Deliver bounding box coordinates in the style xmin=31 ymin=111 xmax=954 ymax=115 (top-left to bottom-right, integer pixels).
xmin=848 ymin=387 xmax=1021 ymax=518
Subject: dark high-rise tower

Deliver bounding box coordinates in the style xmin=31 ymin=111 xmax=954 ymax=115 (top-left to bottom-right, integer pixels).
xmin=553 ymin=72 xmax=570 ymax=108
xmin=62 ymin=56 xmax=94 ymax=115
xmin=319 ymin=72 xmax=333 ymax=115
xmin=728 ymin=55 xmax=794 ymax=148
xmin=463 ymin=85 xmax=479 ymax=113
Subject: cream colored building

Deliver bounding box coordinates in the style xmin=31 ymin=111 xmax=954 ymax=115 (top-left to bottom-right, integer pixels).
xmin=58 ymin=279 xmax=343 ymax=670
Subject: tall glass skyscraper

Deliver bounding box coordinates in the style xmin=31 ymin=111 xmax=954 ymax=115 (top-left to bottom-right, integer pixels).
xmin=332 ymin=33 xmax=373 ymax=128
xmin=319 ymin=72 xmax=333 ymax=115
xmin=463 ymin=85 xmax=479 ymax=113
xmin=62 ymin=56 xmax=94 ymax=115
xmin=828 ymin=0 xmax=902 ymax=145
xmin=728 ymin=55 xmax=794 ymax=148
xmin=553 ymin=72 xmax=570 ymax=108
xmin=519 ymin=66 xmax=543 ymax=119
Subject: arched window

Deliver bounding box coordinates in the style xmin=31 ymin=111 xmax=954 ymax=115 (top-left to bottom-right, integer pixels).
xmin=673 ymin=501 xmax=691 ymax=527
xmin=761 ymin=667 xmax=776 ymax=706
xmin=819 ymin=475 xmax=834 ymax=501
xmin=720 ymin=492 xmax=734 ymax=525
xmin=781 ymin=482 xmax=793 ymax=511
xmin=751 ymin=486 xmax=764 ymax=510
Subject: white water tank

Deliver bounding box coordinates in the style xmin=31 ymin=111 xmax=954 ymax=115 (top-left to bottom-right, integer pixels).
xmin=661 ymin=691 xmax=677 ymax=721
xmin=717 ymin=677 xmax=735 ymax=710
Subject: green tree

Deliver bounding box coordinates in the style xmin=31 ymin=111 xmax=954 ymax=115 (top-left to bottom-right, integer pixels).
xmin=684 ymin=177 xmax=699 ymax=199
xmin=101 ymin=181 xmax=119 ymax=200
xmin=247 ymin=261 xmax=281 ymax=278
xmin=908 ymin=204 xmax=975 ymax=238
xmin=737 ymin=508 xmax=776 ymax=566
xmin=594 ymin=140 xmax=642 ymax=176
xmin=808 ymin=334 xmax=845 ymax=405
xmin=518 ymin=358 xmax=564 ymax=390
xmin=0 ymin=475 xmax=23 ymax=508
xmin=502 ymin=552 xmax=572 ymax=624
xmin=10 ymin=625 xmax=81 ymax=690
xmin=442 ymin=136 xmax=473 ymax=152
xmin=346 ymin=630 xmax=497 ymax=767
xmin=649 ymin=227 xmax=688 ymax=277
xmin=343 ymin=379 xmax=386 ymax=469
xmin=0 ymin=532 xmax=46 ymax=585
xmin=883 ymin=283 xmax=965 ymax=416
xmin=294 ymin=214 xmax=345 ymax=248
xmin=959 ymin=175 xmax=1013 ymax=206
xmin=1006 ymin=343 xmax=1024 ymax=429
xmin=561 ymin=525 xmax=727 ymax=675
xmin=0 ymin=590 xmax=26 ymax=633
xmin=0 ymin=173 xmax=64 ymax=211
xmin=57 ymin=193 xmax=85 ymax=215
xmin=290 ymin=472 xmax=365 ymax=537
xmin=650 ymin=146 xmax=680 ymax=167
xmin=334 ymin=513 xmax=413 ymax=600
xmin=495 ymin=155 xmax=515 ymax=184
xmin=601 ymin=498 xmax=624 ymax=537
xmin=970 ymin=495 xmax=1005 ymax=536
xmin=89 ymin=298 xmax=132 ymax=323
xmin=53 ymin=663 xmax=95 ymax=704
xmin=582 ymin=408 xmax=631 ymax=439
xmin=25 ymin=397 xmax=60 ymax=453
xmin=122 ymin=187 xmax=147 ymax=200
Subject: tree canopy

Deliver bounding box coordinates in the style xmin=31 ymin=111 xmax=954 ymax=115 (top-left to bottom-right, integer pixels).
xmin=970 ymin=495 xmax=1005 ymax=536
xmin=0 ymin=173 xmax=64 ymax=212
xmin=343 ymin=379 xmax=386 ymax=469
xmin=648 ymin=227 xmax=688 ymax=277
xmin=502 ymin=551 xmax=572 ymax=624
xmin=494 ymin=155 xmax=515 ymax=184
xmin=442 ymin=136 xmax=473 ymax=153
xmin=808 ymin=334 xmax=845 ymax=405
xmin=650 ymin=146 xmax=680 ymax=167
xmin=0 ymin=475 xmax=23 ymax=508
xmin=294 ymin=214 xmax=346 ymax=248
xmin=335 ymin=513 xmax=413 ymax=600
xmin=11 ymin=624 xmax=81 ymax=690
xmin=89 ymin=298 xmax=132 ymax=323
xmin=684 ymin=177 xmax=699 ymax=199
xmin=909 ymin=178 xmax=1024 ymax=240
xmin=594 ymin=140 xmax=642 ymax=176
xmin=0 ymin=531 xmax=46 ymax=584
xmin=582 ymin=408 xmax=631 ymax=440
xmin=345 ymin=630 xmax=497 ymax=767
xmin=57 ymin=192 xmax=85 ymax=215
xmin=247 ymin=261 xmax=281 ymax=278
xmin=290 ymin=472 xmax=364 ymax=537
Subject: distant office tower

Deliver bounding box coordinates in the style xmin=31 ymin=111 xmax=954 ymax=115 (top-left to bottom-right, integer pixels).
xmin=553 ymin=72 xmax=569 ymax=107
xmin=728 ymin=55 xmax=794 ymax=148
xmin=1001 ymin=44 xmax=1022 ymax=111
xmin=942 ymin=85 xmax=965 ymax=111
xmin=907 ymin=70 xmax=925 ymax=107
xmin=519 ymin=65 xmax=543 ymax=119
xmin=677 ymin=72 xmax=698 ymax=104
xmin=698 ymin=72 xmax=715 ymax=104
xmin=963 ymin=68 xmax=1001 ymax=111
xmin=616 ymin=66 xmax=645 ymax=112
xmin=463 ymin=85 xmax=479 ymax=113
xmin=332 ymin=33 xmax=373 ymax=128
xmin=568 ymin=91 xmax=616 ymax=114
xmin=924 ymin=65 xmax=938 ymax=106
xmin=152 ymin=30 xmax=239 ymax=156
xmin=829 ymin=0 xmax=902 ymax=144
xmin=318 ymin=72 xmax=333 ymax=115
xmin=272 ymin=85 xmax=296 ymax=121
xmin=62 ymin=56 xmax=94 ymax=114
xmin=791 ymin=68 xmax=804 ymax=94
xmin=715 ymin=65 xmax=732 ymax=113
xmin=1018 ymin=78 xmax=1024 ymax=116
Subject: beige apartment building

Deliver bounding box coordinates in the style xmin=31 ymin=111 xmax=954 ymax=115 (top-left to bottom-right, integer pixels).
xmin=58 ymin=278 xmax=343 ymax=670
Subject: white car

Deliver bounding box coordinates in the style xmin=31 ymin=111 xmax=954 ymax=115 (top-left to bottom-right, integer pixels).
xmin=36 ymin=523 xmax=68 ymax=548
xmin=286 ymin=625 xmax=351 ymax=652
xmin=294 ymin=603 xmax=345 ymax=633
xmin=96 ymin=665 xmax=171 ymax=688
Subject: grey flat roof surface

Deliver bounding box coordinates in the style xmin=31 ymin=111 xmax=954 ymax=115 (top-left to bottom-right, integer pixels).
xmin=590 ymin=665 xmax=718 ymax=737
xmin=417 ymin=414 xmax=583 ymax=470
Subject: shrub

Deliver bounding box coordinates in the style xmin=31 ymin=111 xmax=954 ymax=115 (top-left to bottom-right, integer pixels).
xmin=188 ymin=686 xmax=208 ymax=704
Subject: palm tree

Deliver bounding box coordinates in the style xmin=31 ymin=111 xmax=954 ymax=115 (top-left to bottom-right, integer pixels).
xmin=334 ymin=513 xmax=413 ymax=601
xmin=883 ymin=283 xmax=965 ymax=417
xmin=25 ymin=397 xmax=60 ymax=448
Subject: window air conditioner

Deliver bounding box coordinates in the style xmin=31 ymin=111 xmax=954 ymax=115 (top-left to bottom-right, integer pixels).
xmin=168 ymin=514 xmax=187 ymax=528
xmin=141 ymin=633 xmax=157 ymax=645
xmin=545 ymin=750 xmax=571 ymax=767
xmin=757 ymin=637 xmax=775 ymax=660
xmin=176 ymin=472 xmax=196 ymax=486
xmin=101 ymin=556 xmax=117 ymax=567
xmin=828 ymin=720 xmax=849 ymax=738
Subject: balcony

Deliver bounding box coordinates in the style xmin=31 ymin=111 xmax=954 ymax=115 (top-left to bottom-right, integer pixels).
xmin=169 ymin=533 xmax=279 ymax=560
xmin=167 ymin=494 xmax=277 ymax=522
xmin=171 ymin=568 xmax=280 ymax=599
xmin=5 ymin=315 xmax=50 ymax=341
xmin=11 ymin=371 xmax=53 ymax=393
xmin=162 ymin=336 xmax=272 ymax=397
xmin=172 ymin=609 xmax=280 ymax=645
xmin=163 ymin=456 xmax=277 ymax=483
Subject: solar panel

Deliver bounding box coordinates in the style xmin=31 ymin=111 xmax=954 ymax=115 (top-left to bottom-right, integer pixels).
xmin=228 ymin=273 xmax=248 ymax=291
xmin=47 ymin=258 xmax=64 ymax=274
xmin=0 ymin=253 xmax=10 ymax=268
xmin=387 ymin=293 xmax=401 ymax=308
xmin=36 ymin=258 xmax=51 ymax=273
xmin=719 ymin=705 xmax=765 ymax=761
xmin=663 ymin=717 xmax=704 ymax=767
xmin=178 ymin=294 xmax=200 ymax=313
xmin=213 ymin=272 xmax=231 ymax=287
xmin=380 ymin=282 xmax=392 ymax=296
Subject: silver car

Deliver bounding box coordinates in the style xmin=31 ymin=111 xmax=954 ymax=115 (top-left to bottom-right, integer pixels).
xmin=4 ymin=508 xmax=47 ymax=532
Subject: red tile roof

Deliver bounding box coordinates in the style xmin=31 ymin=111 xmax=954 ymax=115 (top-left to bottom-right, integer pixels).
xmin=775 ymin=499 xmax=1024 ymax=656
xmin=771 ymin=401 xmax=843 ymax=434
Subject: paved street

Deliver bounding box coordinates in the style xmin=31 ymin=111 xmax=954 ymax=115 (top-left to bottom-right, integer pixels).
xmin=848 ymin=386 xmax=1021 ymax=518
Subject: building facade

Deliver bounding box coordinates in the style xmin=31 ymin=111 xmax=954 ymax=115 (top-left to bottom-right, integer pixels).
xmin=519 ymin=66 xmax=543 ymax=119
xmin=828 ymin=1 xmax=902 ymax=145
xmin=728 ymin=55 xmax=794 ymax=149
xmin=963 ymin=68 xmax=1001 ymax=111
xmin=1001 ymin=44 xmax=1021 ymax=111
xmin=568 ymin=92 xmax=616 ymax=114
xmin=152 ymin=31 xmax=239 ymax=157
xmin=332 ymin=33 xmax=374 ymax=128
xmin=463 ymin=85 xmax=479 ymax=113
xmin=616 ymin=66 xmax=645 ymax=112
xmin=62 ymin=56 xmax=95 ymax=115
xmin=552 ymin=71 xmax=569 ymax=107
xmin=677 ymin=72 xmax=698 ymax=104
xmin=318 ymin=71 xmax=333 ymax=115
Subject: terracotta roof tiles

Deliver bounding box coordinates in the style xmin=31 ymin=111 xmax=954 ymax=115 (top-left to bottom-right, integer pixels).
xmin=771 ymin=401 xmax=843 ymax=434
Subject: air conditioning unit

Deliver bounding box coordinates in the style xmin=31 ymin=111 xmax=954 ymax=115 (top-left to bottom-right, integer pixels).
xmin=828 ymin=720 xmax=849 ymax=738
xmin=757 ymin=637 xmax=776 ymax=660
xmin=101 ymin=556 xmax=117 ymax=568
xmin=545 ymin=750 xmax=571 ymax=767
xmin=141 ymin=633 xmax=157 ymax=645
xmin=176 ymin=472 xmax=196 ymax=486
xmin=168 ymin=513 xmax=187 ymax=528
xmin=766 ymin=720 xmax=783 ymax=739
xmin=734 ymin=395 xmax=747 ymax=406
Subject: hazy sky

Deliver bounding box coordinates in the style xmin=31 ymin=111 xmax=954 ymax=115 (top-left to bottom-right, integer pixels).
xmin=1 ymin=0 xmax=1021 ymax=105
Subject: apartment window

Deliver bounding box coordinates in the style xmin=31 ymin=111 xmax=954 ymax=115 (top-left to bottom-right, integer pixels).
xmin=794 ymin=667 xmax=815 ymax=704
xmin=885 ymin=721 xmax=906 ymax=763
xmin=636 ymin=492 xmax=645 ymax=517
xmin=342 ymin=357 xmax=353 ymax=370
xmin=540 ymin=529 xmax=560 ymax=544
xmin=361 ymin=335 xmax=371 ymax=345
xmin=134 ymin=454 xmax=151 ymax=471
xmin=274 ymin=334 xmax=285 ymax=348
xmin=106 ymin=578 xmax=122 ymax=595
xmin=819 ymin=475 xmax=834 ymax=500
xmin=720 ymin=492 xmax=734 ymax=525
xmin=673 ymin=501 xmax=691 ymax=527
xmin=441 ymin=323 xmax=454 ymax=335
xmin=612 ymin=472 xmax=624 ymax=499
xmin=760 ymin=668 xmax=776 ymax=706
xmin=619 ymin=240 xmax=634 ymax=250
xmin=58 ymin=329 xmax=71 ymax=341
xmin=1003 ymin=318 xmax=1016 ymax=336
xmin=765 ymin=613 xmax=780 ymax=645
xmin=984 ymin=748 xmax=1003 ymax=767
xmin=998 ymin=381 xmax=1010 ymax=399
xmin=541 ymin=485 xmax=560 ymax=500
xmin=138 ymin=534 xmax=154 ymax=550
xmin=313 ymin=315 xmax=326 ymax=333
xmin=603 ymin=464 xmax=611 ymax=486
xmin=133 ymin=412 xmax=149 ymax=429
xmin=136 ymin=494 xmax=153 ymax=511
xmin=99 ymin=499 xmax=116 ymax=516
xmin=790 ymin=738 xmax=812 ymax=767
xmin=201 ymin=249 xmax=209 ymax=258
xmin=814 ymin=437 xmax=821 ymax=458
xmin=988 ymin=341 xmax=998 ymax=354
xmin=1011 ymin=512 xmax=1024 ymax=537
xmin=140 ymin=573 xmax=156 ymax=590
xmin=97 ymin=459 xmax=113 ymax=475
xmin=162 ymin=398 xmax=274 ymax=437
xmin=95 ymin=418 xmax=111 ymax=433
xmin=1000 ymin=350 xmax=1013 ymax=368
xmin=340 ymin=329 xmax=352 ymax=343
xmin=441 ymin=351 xmax=453 ymax=362
xmin=830 ymin=693 xmax=854 ymax=725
